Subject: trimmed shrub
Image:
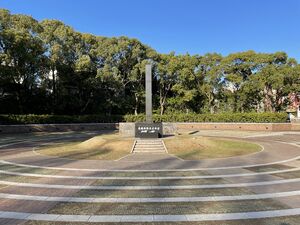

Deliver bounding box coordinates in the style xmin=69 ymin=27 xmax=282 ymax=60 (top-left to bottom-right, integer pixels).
xmin=0 ymin=112 xmax=287 ymax=125
xmin=124 ymin=112 xmax=287 ymax=123
xmin=0 ymin=114 xmax=124 ymax=125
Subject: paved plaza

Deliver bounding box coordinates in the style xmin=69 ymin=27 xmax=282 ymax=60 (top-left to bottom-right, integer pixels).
xmin=0 ymin=131 xmax=299 ymax=224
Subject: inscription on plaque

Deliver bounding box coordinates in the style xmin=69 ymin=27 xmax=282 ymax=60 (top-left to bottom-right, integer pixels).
xmin=135 ymin=123 xmax=163 ymax=138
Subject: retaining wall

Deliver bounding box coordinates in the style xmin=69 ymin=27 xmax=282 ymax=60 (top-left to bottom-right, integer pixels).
xmin=291 ymin=123 xmax=300 ymax=131
xmin=0 ymin=122 xmax=299 ymax=134
xmin=174 ymin=123 xmax=292 ymax=132
xmin=119 ymin=122 xmax=299 ymax=137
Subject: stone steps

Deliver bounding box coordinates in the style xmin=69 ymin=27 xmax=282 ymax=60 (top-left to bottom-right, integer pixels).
xmin=135 ymin=144 xmax=163 ymax=147
xmin=134 ymin=146 xmax=164 ymax=149
xmin=132 ymin=139 xmax=167 ymax=153
xmin=134 ymin=148 xmax=165 ymax=150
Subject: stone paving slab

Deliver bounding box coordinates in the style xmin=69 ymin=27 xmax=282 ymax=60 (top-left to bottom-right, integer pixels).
xmin=27 ymin=213 xmax=59 ymax=221
xmin=277 ymin=196 xmax=300 ymax=208
xmin=0 ymin=218 xmax=25 ymax=225
xmin=283 ymin=161 xmax=300 ymax=168
xmin=2 ymin=166 xmax=300 ymax=180
xmin=0 ymin=184 xmax=293 ymax=197
xmin=1 ymin=191 xmax=300 ymax=203
xmin=55 ymin=214 xmax=91 ymax=222
xmin=2 ymin=180 xmax=300 ymax=199
xmin=2 ymin=178 xmax=300 ymax=190
xmin=0 ymin=177 xmax=230 ymax=188
xmin=248 ymin=134 xmax=300 ymax=143
xmin=4 ymin=161 xmax=300 ymax=177
xmin=0 ymin=186 xmax=81 ymax=197
xmin=0 ymin=199 xmax=57 ymax=213
xmin=0 ymin=211 xmax=29 ymax=219
xmin=246 ymin=182 xmax=300 ymax=194
xmin=1 ymin=208 xmax=300 ymax=222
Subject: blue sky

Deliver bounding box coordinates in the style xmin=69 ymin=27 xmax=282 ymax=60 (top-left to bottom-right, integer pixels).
xmin=1 ymin=0 xmax=300 ymax=61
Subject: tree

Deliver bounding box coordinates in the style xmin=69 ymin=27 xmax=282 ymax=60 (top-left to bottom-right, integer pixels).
xmin=0 ymin=9 xmax=47 ymax=113
xmin=169 ymin=54 xmax=201 ymax=113
xmin=198 ymin=53 xmax=223 ymax=113
xmin=256 ymin=53 xmax=298 ymax=112
xmin=221 ymin=51 xmax=259 ymax=112
xmin=156 ymin=52 xmax=181 ymax=115
xmin=1 ymin=9 xmax=299 ymax=116
xmin=96 ymin=37 xmax=156 ymax=114
xmin=40 ymin=19 xmax=83 ymax=113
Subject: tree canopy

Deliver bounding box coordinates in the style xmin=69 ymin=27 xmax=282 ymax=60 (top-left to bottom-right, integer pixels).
xmin=0 ymin=9 xmax=299 ymax=115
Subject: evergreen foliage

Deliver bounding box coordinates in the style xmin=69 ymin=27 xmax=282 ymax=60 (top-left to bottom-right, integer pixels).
xmin=0 ymin=9 xmax=299 ymax=116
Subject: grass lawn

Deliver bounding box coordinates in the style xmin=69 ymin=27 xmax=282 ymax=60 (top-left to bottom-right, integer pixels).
xmin=165 ymin=135 xmax=261 ymax=160
xmin=36 ymin=132 xmax=133 ymax=160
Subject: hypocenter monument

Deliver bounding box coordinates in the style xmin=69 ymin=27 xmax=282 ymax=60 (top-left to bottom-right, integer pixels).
xmin=135 ymin=64 xmax=163 ymax=138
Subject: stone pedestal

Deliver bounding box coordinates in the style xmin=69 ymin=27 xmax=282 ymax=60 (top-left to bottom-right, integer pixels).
xmin=162 ymin=123 xmax=178 ymax=135
xmin=119 ymin=122 xmax=135 ymax=137
xmin=119 ymin=122 xmax=174 ymax=137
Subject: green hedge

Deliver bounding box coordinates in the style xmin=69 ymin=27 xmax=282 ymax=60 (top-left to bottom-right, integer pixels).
xmin=0 ymin=112 xmax=287 ymax=125
xmin=124 ymin=112 xmax=288 ymax=123
xmin=0 ymin=114 xmax=124 ymax=125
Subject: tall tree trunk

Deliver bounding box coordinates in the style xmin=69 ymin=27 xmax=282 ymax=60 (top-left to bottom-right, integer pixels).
xmin=17 ymin=83 xmax=23 ymax=114
xmin=263 ymin=86 xmax=275 ymax=112
xmin=159 ymin=90 xmax=166 ymax=115
xmin=159 ymin=84 xmax=171 ymax=115
xmin=159 ymin=87 xmax=164 ymax=115
xmin=134 ymin=93 xmax=138 ymax=115
xmin=160 ymin=104 xmax=165 ymax=116
xmin=233 ymin=93 xmax=238 ymax=112
xmin=52 ymin=67 xmax=56 ymax=113
xmin=207 ymin=93 xmax=214 ymax=114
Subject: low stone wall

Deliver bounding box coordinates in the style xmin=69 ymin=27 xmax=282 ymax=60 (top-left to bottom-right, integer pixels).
xmin=175 ymin=123 xmax=292 ymax=132
xmin=291 ymin=123 xmax=300 ymax=131
xmin=1 ymin=122 xmax=299 ymax=135
xmin=0 ymin=123 xmax=118 ymax=134
xmin=119 ymin=123 xmax=135 ymax=137
xmin=119 ymin=122 xmax=299 ymax=137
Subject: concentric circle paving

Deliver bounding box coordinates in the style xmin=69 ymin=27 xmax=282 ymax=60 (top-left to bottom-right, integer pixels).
xmin=0 ymin=131 xmax=299 ymax=224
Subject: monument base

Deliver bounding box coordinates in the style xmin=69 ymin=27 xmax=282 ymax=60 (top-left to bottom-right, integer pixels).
xmin=119 ymin=122 xmax=175 ymax=137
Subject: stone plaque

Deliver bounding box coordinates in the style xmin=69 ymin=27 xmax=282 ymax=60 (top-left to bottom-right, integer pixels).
xmin=135 ymin=123 xmax=163 ymax=138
